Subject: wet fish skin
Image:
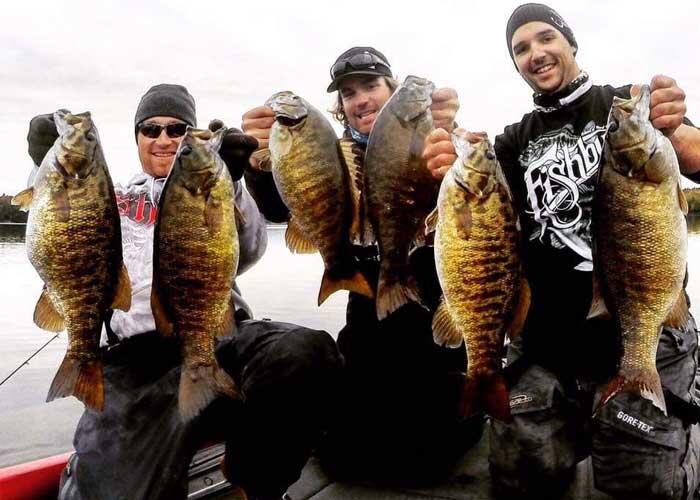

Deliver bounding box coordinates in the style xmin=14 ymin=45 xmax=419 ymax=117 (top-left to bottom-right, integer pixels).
xmin=592 ymin=85 xmax=689 ymax=416
xmin=267 ymin=91 xmax=372 ymax=305
xmin=152 ymin=127 xmax=239 ymax=421
xmin=364 ymin=75 xmax=440 ymax=320
xmin=430 ymin=136 xmax=528 ymax=421
xmin=12 ymin=110 xmax=130 ymax=411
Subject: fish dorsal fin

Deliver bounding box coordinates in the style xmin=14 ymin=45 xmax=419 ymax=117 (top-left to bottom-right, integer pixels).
xmin=285 ymin=216 xmax=316 ymax=254
xmin=111 ymin=264 xmax=132 ymax=312
xmin=151 ymin=287 xmax=174 ymax=337
xmin=11 ymin=187 xmax=34 ymax=211
xmin=432 ymin=299 xmax=463 ymax=348
xmin=664 ymin=290 xmax=690 ymax=330
xmin=506 ymin=277 xmax=531 ymax=340
xmin=34 ymin=288 xmax=65 ymax=332
xmin=424 ymin=207 xmax=439 ymax=235
xmin=338 ymin=138 xmax=367 ymax=244
xmin=678 ymin=183 xmax=689 ymax=215
xmin=587 ymin=272 xmax=611 ymax=320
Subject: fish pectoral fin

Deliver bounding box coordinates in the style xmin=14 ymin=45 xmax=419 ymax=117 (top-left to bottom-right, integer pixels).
xmin=11 ymin=187 xmax=34 ymax=211
xmin=33 ymin=288 xmax=65 ymax=332
xmin=431 ymin=299 xmax=463 ymax=348
xmin=454 ymin=200 xmax=473 ymax=239
xmin=506 ymin=277 xmax=531 ymax=339
xmin=678 ymin=182 xmax=689 ymax=215
xmin=151 ymin=288 xmax=174 ymax=337
xmin=664 ymin=290 xmax=690 ymax=330
xmin=111 ymin=264 xmax=132 ymax=312
xmin=205 ymin=195 xmax=224 ymax=234
xmin=285 ymin=216 xmax=316 ymax=254
xmin=47 ymin=357 xmax=104 ymax=411
xmin=587 ymin=273 xmax=611 ymax=320
xmin=251 ymin=148 xmax=272 ymax=172
xmin=424 ymin=207 xmax=439 ymax=235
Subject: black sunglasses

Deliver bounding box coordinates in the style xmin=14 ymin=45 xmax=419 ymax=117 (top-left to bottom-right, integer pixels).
xmin=330 ymin=52 xmax=391 ymax=80
xmin=137 ymin=122 xmax=188 ymax=139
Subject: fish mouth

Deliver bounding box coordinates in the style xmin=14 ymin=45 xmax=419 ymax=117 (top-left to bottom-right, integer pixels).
xmin=275 ymin=115 xmax=306 ymax=127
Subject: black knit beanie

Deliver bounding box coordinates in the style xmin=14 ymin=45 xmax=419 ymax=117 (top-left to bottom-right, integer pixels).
xmin=506 ymin=3 xmax=577 ymax=62
xmin=134 ymin=84 xmax=197 ymax=130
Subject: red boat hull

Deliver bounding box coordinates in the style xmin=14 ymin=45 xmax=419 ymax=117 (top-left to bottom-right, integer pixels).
xmin=0 ymin=452 xmax=70 ymax=500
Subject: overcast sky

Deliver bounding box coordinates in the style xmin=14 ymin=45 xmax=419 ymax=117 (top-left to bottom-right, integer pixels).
xmin=2 ymin=0 xmax=699 ymax=195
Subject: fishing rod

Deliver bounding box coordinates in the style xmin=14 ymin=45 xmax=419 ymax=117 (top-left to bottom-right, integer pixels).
xmin=0 ymin=333 xmax=60 ymax=386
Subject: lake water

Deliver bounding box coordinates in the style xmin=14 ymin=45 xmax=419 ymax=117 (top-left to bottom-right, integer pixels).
xmin=1 ymin=219 xmax=700 ymax=467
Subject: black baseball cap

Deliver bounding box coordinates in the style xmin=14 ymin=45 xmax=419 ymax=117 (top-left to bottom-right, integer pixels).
xmin=327 ymin=46 xmax=393 ymax=93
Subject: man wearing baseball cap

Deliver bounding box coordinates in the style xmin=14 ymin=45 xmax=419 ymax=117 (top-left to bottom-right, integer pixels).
xmin=26 ymin=83 xmax=343 ymax=500
xmin=241 ymin=46 xmax=485 ymax=485
xmin=424 ymin=4 xmax=700 ymax=499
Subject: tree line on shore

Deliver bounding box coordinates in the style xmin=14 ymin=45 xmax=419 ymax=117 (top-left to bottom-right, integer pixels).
xmin=1 ymin=190 xmax=699 ymax=224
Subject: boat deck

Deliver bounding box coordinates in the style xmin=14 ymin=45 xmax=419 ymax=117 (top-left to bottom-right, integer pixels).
xmin=193 ymin=422 xmax=615 ymax=500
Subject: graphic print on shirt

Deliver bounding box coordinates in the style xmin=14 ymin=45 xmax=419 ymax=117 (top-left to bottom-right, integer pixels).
xmin=519 ymin=121 xmax=606 ymax=269
xmin=116 ymin=192 xmax=158 ymax=225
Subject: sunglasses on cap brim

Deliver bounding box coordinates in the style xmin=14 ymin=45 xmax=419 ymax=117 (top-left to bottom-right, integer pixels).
xmin=137 ymin=122 xmax=188 ymax=139
xmin=330 ymin=52 xmax=391 ymax=80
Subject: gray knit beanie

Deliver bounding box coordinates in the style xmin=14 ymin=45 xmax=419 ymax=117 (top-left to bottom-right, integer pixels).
xmin=506 ymin=3 xmax=577 ymax=63
xmin=134 ymin=84 xmax=197 ymax=129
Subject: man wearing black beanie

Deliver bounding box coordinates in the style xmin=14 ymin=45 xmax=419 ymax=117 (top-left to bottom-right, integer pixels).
xmin=424 ymin=3 xmax=700 ymax=499
xmin=25 ymin=85 xmax=343 ymax=500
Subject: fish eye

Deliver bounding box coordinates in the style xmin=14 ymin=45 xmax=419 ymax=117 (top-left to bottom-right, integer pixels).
xmin=180 ymin=145 xmax=192 ymax=156
xmin=608 ymin=120 xmax=619 ymax=133
xmin=86 ymin=132 xmax=96 ymax=142
xmin=486 ymin=151 xmax=495 ymax=160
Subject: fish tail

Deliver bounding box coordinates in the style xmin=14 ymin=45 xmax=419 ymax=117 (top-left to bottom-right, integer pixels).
xmin=459 ymin=372 xmax=511 ymax=422
xmin=47 ymin=356 xmax=104 ymax=411
xmin=317 ymin=267 xmax=374 ymax=305
xmin=375 ymin=272 xmax=422 ymax=320
xmin=594 ymin=370 xmax=666 ymax=416
xmin=179 ymin=365 xmax=239 ymax=422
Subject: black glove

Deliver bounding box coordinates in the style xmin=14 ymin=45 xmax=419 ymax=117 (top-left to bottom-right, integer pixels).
xmin=27 ymin=112 xmax=62 ymax=166
xmin=208 ymin=119 xmax=259 ymax=181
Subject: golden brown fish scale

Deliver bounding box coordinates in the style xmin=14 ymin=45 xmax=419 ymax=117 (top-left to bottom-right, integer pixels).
xmin=436 ymin=183 xmax=520 ymax=378
xmin=156 ymin=170 xmax=238 ymax=367
xmin=366 ymin=115 xmax=438 ymax=282
xmin=595 ymin=141 xmax=687 ymax=375
xmin=27 ymin=159 xmax=122 ymax=362
xmin=272 ymin=111 xmax=348 ymax=267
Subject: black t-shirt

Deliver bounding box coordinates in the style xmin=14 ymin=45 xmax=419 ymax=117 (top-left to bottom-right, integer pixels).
xmin=494 ymin=84 xmax=695 ymax=375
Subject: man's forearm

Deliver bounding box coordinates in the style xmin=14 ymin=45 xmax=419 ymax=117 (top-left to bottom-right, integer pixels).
xmin=670 ymin=123 xmax=700 ymax=177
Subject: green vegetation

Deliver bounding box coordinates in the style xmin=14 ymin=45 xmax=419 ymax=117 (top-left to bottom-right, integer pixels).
xmin=686 ymin=188 xmax=700 ymax=214
xmin=0 ymin=194 xmax=28 ymax=223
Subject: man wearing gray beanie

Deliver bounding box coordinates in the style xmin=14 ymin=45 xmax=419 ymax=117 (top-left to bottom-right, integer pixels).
xmin=26 ymin=84 xmax=343 ymax=500
xmin=424 ymin=3 xmax=700 ymax=499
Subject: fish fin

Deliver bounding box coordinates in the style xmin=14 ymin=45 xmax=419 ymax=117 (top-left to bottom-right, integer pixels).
xmin=33 ymin=288 xmax=65 ymax=332
xmin=151 ymin=288 xmax=174 ymax=337
xmin=506 ymin=277 xmax=531 ymax=340
xmin=664 ymin=290 xmax=690 ymax=330
xmin=678 ymin=182 xmax=689 ymax=215
xmin=338 ymin=138 xmax=365 ymax=244
xmin=47 ymin=357 xmax=104 ymax=411
xmin=111 ymin=264 xmax=132 ymax=312
xmin=484 ymin=373 xmax=512 ymax=422
xmin=318 ymin=268 xmax=373 ymax=305
xmin=205 ymin=195 xmax=224 ymax=234
xmin=432 ymin=299 xmax=463 ymax=348
xmin=376 ymin=272 xmax=423 ymax=320
xmin=587 ymin=272 xmax=611 ymax=320
xmin=217 ymin=298 xmax=236 ymax=340
xmin=424 ymin=207 xmax=439 ymax=235
xmin=11 ymin=187 xmax=34 ymax=211
xmin=593 ymin=371 xmax=667 ymax=417
xmin=458 ymin=374 xmax=511 ymax=422
xmin=51 ymin=185 xmax=71 ymax=223
xmin=455 ymin=201 xmax=473 ymax=239
xmin=179 ymin=365 xmax=239 ymax=422
xmin=285 ymin=216 xmax=316 ymax=254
